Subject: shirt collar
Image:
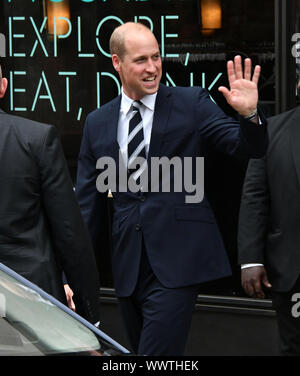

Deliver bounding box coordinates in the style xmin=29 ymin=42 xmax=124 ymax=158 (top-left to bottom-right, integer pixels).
xmin=120 ymin=89 xmax=157 ymax=115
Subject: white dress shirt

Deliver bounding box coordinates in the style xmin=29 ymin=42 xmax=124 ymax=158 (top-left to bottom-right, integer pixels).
xmin=117 ymin=90 xmax=157 ymax=166
xmin=241 ymin=263 xmax=263 ymax=269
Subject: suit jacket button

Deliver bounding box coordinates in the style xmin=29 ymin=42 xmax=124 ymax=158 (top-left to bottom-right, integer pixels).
xmin=135 ymin=224 xmax=141 ymax=231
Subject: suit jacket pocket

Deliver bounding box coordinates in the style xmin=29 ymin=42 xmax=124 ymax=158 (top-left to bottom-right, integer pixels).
xmin=175 ymin=205 xmax=215 ymax=223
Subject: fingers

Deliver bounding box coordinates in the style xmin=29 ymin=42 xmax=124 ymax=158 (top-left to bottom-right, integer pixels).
xmin=66 ymin=293 xmax=76 ymax=311
xmin=252 ymin=64 xmax=261 ymax=84
xmin=226 ymin=60 xmax=236 ymax=87
xmin=218 ymin=86 xmax=230 ymax=100
xmin=262 ymin=275 xmax=272 ymax=289
xmin=253 ymin=281 xmax=266 ymax=299
xmin=64 ymin=284 xmax=76 ymax=311
xmin=226 ymin=55 xmax=261 ymax=83
xmin=243 ymin=279 xmax=265 ymax=298
xmin=68 ymin=297 xmax=76 ymax=311
xmin=226 ymin=56 xmax=242 ymax=86
xmin=218 ymin=86 xmax=234 ymax=106
xmin=234 ymin=55 xmax=243 ymax=80
xmin=244 ymin=58 xmax=252 ymax=81
xmin=241 ymin=266 xmax=271 ymax=299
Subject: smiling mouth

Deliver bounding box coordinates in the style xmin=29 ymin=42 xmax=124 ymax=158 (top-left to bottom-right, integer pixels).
xmin=143 ymin=76 xmax=156 ymax=82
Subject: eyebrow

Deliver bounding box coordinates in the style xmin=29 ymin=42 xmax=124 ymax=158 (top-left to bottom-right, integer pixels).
xmin=132 ymin=51 xmax=161 ymax=61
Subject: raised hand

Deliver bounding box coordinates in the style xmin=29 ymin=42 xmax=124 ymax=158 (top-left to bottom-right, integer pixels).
xmin=218 ymin=55 xmax=261 ymax=118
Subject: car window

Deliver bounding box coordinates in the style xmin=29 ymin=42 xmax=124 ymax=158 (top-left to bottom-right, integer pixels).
xmin=0 ymin=316 xmax=44 ymax=356
xmin=0 ymin=270 xmax=101 ymax=356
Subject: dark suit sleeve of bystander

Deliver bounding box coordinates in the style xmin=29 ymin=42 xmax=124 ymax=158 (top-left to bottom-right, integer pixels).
xmin=38 ymin=124 xmax=101 ymax=323
xmin=238 ymin=157 xmax=270 ymax=265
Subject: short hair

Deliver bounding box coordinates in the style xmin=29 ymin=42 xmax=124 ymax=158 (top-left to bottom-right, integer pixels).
xmin=109 ymin=27 xmax=126 ymax=60
xmin=109 ymin=22 xmax=152 ymax=61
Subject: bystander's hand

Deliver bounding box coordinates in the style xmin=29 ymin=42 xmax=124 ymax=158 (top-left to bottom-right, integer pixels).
xmin=64 ymin=284 xmax=76 ymax=311
xmin=241 ymin=265 xmax=272 ymax=299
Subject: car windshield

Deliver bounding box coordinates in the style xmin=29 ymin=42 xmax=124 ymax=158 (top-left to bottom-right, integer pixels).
xmin=0 ymin=269 xmax=101 ymax=356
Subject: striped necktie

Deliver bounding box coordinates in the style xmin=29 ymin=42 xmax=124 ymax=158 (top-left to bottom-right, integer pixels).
xmin=127 ymin=101 xmax=147 ymax=183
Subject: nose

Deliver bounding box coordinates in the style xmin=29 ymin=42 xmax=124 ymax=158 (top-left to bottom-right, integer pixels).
xmin=145 ymin=58 xmax=156 ymax=72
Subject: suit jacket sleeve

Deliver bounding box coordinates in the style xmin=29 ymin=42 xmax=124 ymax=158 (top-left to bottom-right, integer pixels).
xmin=75 ymin=114 xmax=110 ymax=254
xmin=238 ymin=157 xmax=270 ymax=264
xmin=194 ymin=88 xmax=268 ymax=159
xmin=38 ymin=125 xmax=100 ymax=323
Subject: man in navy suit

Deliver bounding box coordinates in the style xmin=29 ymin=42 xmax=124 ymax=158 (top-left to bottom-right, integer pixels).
xmin=76 ymin=22 xmax=267 ymax=355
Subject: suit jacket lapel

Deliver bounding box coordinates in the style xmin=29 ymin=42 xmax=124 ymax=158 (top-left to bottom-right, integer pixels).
xmin=290 ymin=107 xmax=300 ymax=187
xmin=108 ymin=86 xmax=172 ymax=191
xmin=107 ymin=85 xmax=172 ymax=163
xmin=148 ymin=84 xmax=172 ymax=159
xmin=105 ymin=95 xmax=121 ymax=164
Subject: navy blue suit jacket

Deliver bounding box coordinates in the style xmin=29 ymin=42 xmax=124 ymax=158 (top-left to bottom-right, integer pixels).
xmin=76 ymin=84 xmax=267 ymax=297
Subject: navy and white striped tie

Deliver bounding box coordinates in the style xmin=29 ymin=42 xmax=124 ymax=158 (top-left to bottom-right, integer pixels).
xmin=127 ymin=101 xmax=147 ymax=183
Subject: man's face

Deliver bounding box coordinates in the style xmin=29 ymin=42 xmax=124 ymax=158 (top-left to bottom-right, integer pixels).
xmin=113 ymin=30 xmax=162 ymax=100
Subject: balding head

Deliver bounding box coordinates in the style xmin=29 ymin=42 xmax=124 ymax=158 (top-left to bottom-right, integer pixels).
xmin=110 ymin=22 xmax=162 ymax=100
xmin=109 ymin=22 xmax=155 ymax=61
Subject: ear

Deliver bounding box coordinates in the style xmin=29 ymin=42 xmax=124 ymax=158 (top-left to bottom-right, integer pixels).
xmin=0 ymin=77 xmax=8 ymax=98
xmin=112 ymin=54 xmax=121 ymax=73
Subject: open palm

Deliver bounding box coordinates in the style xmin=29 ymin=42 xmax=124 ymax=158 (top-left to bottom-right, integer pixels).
xmin=218 ymin=55 xmax=260 ymax=117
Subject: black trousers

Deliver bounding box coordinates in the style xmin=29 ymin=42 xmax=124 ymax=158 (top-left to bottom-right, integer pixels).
xmin=118 ymin=248 xmax=199 ymax=356
xmin=272 ymin=275 xmax=300 ymax=356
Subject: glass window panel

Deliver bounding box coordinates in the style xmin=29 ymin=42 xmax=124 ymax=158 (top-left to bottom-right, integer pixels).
xmin=0 ymin=0 xmax=275 ymax=296
xmin=0 ymin=269 xmax=101 ymax=355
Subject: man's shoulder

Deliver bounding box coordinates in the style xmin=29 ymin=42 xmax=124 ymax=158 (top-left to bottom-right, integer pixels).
xmin=268 ymin=106 xmax=300 ymax=127
xmin=86 ymin=96 xmax=121 ymax=122
xmin=82 ymin=96 xmax=121 ymax=135
xmin=0 ymin=109 xmax=47 ymax=125
xmin=0 ymin=111 xmax=53 ymax=134
xmin=158 ymin=84 xmax=209 ymax=107
xmin=159 ymin=83 xmax=204 ymax=96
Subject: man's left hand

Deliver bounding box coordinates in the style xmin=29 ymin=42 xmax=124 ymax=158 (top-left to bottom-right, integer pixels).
xmin=218 ymin=55 xmax=260 ymax=118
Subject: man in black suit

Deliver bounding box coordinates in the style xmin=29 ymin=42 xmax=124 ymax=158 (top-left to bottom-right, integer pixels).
xmin=0 ymin=64 xmax=100 ymax=324
xmin=238 ymin=82 xmax=300 ymax=355
xmin=76 ymin=22 xmax=268 ymax=355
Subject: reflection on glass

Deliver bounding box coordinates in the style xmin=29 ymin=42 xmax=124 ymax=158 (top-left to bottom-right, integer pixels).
xmin=45 ymin=0 xmax=70 ymax=37
xmin=0 ymin=0 xmax=276 ymax=297
xmin=0 ymin=270 xmax=101 ymax=355
xmin=201 ymin=0 xmax=222 ymax=35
